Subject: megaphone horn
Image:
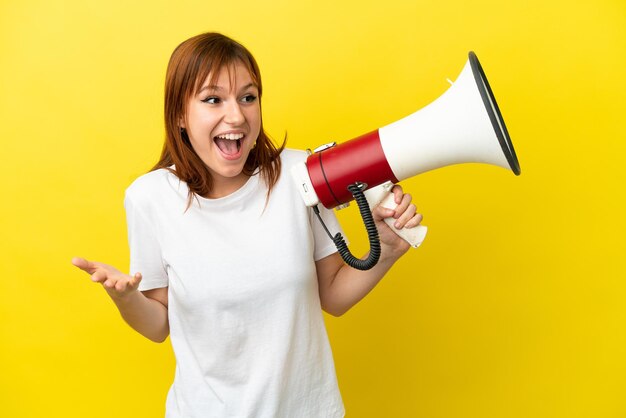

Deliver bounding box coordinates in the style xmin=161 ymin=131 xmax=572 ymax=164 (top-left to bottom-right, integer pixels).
xmin=291 ymin=51 xmax=521 ymax=270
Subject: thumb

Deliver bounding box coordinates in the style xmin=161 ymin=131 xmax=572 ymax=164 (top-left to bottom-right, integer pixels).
xmin=372 ymin=206 xmax=395 ymax=222
xmin=129 ymin=272 xmax=143 ymax=288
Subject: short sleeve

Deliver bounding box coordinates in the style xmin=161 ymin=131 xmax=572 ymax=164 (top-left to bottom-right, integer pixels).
xmin=310 ymin=205 xmax=347 ymax=261
xmin=125 ymin=191 xmax=169 ymax=291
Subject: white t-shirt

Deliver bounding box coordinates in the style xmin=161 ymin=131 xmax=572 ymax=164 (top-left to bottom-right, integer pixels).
xmin=125 ymin=149 xmax=345 ymax=418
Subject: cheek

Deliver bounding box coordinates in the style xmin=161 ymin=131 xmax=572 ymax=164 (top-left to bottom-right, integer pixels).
xmin=187 ymin=126 xmax=212 ymax=153
xmin=187 ymin=113 xmax=217 ymax=142
xmin=187 ymin=138 xmax=206 ymax=157
xmin=247 ymin=107 xmax=261 ymax=132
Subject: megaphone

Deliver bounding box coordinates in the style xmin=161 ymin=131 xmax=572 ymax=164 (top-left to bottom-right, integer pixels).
xmin=291 ymin=52 xmax=521 ymax=270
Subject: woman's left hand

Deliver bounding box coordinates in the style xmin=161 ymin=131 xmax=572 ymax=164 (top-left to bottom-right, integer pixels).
xmin=371 ymin=184 xmax=423 ymax=258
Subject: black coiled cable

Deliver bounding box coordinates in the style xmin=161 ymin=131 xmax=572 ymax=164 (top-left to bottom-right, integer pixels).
xmin=313 ymin=182 xmax=381 ymax=271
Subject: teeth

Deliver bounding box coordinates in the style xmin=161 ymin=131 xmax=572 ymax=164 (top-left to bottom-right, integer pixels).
xmin=216 ymin=133 xmax=244 ymax=140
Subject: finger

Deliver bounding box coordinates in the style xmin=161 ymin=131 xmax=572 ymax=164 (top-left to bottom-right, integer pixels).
xmin=72 ymin=257 xmax=96 ymax=274
xmin=391 ymin=184 xmax=404 ymax=205
xmin=115 ymin=279 xmax=128 ymax=292
xmin=392 ymin=193 xmax=413 ymax=219
xmin=403 ymin=213 xmax=423 ymax=229
xmin=91 ymin=270 xmax=108 ymax=283
xmin=102 ymin=277 xmax=117 ymax=289
xmin=394 ymin=203 xmax=418 ymax=229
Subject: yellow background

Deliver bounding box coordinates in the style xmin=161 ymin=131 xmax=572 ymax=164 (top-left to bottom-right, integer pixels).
xmin=1 ymin=0 xmax=625 ymax=417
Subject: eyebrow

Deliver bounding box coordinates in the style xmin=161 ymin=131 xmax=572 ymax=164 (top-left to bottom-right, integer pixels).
xmin=198 ymin=82 xmax=257 ymax=94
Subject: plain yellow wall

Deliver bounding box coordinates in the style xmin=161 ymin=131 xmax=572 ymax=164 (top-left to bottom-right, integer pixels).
xmin=1 ymin=0 xmax=625 ymax=417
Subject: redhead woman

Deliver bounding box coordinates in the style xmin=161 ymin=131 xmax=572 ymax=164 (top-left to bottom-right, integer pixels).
xmin=72 ymin=32 xmax=422 ymax=418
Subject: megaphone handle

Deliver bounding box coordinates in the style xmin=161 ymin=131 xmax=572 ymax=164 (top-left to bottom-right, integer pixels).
xmin=364 ymin=182 xmax=428 ymax=248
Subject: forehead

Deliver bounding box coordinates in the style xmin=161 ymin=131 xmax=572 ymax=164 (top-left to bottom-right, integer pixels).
xmin=198 ymin=61 xmax=257 ymax=91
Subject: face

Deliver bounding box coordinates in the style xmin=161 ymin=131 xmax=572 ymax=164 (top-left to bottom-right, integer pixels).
xmin=182 ymin=61 xmax=261 ymax=197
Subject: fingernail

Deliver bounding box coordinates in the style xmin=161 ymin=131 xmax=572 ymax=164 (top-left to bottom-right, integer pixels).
xmin=394 ymin=221 xmax=401 ymax=229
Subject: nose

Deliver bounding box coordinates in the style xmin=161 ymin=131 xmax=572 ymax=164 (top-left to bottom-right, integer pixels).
xmin=224 ymin=100 xmax=245 ymax=125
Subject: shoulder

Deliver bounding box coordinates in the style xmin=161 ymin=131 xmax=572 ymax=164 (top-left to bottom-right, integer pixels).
xmin=279 ymin=148 xmax=309 ymax=167
xmin=125 ymin=168 xmax=177 ymax=205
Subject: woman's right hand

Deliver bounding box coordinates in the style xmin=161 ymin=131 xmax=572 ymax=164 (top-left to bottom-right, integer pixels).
xmin=72 ymin=257 xmax=142 ymax=300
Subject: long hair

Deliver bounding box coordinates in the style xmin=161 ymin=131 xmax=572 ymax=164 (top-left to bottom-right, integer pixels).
xmin=153 ymin=32 xmax=285 ymax=207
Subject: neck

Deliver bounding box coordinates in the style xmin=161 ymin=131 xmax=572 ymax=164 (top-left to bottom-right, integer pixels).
xmin=205 ymin=172 xmax=250 ymax=199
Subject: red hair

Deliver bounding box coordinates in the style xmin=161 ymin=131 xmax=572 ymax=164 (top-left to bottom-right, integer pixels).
xmin=153 ymin=32 xmax=285 ymax=207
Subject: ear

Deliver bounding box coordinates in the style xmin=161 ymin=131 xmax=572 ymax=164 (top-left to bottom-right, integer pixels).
xmin=177 ymin=112 xmax=188 ymax=129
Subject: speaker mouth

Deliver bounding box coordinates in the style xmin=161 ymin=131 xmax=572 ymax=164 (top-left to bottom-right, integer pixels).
xmin=468 ymin=52 xmax=521 ymax=175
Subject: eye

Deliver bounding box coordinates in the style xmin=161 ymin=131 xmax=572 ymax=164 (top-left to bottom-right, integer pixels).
xmin=240 ymin=94 xmax=257 ymax=104
xmin=201 ymin=96 xmax=220 ymax=104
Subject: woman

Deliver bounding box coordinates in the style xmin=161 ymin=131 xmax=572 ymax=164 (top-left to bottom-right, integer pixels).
xmin=72 ymin=32 xmax=422 ymax=417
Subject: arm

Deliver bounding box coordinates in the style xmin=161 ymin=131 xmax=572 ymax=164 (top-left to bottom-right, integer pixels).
xmin=316 ymin=185 xmax=422 ymax=316
xmin=72 ymin=257 xmax=170 ymax=343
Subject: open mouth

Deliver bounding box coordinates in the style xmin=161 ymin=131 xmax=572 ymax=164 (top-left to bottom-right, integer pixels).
xmin=214 ymin=133 xmax=244 ymax=159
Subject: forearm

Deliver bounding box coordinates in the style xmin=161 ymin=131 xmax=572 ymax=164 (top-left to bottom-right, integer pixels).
xmin=317 ymin=183 xmax=422 ymax=316
xmin=110 ymin=290 xmax=169 ymax=343
xmin=320 ymin=250 xmax=401 ymax=316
